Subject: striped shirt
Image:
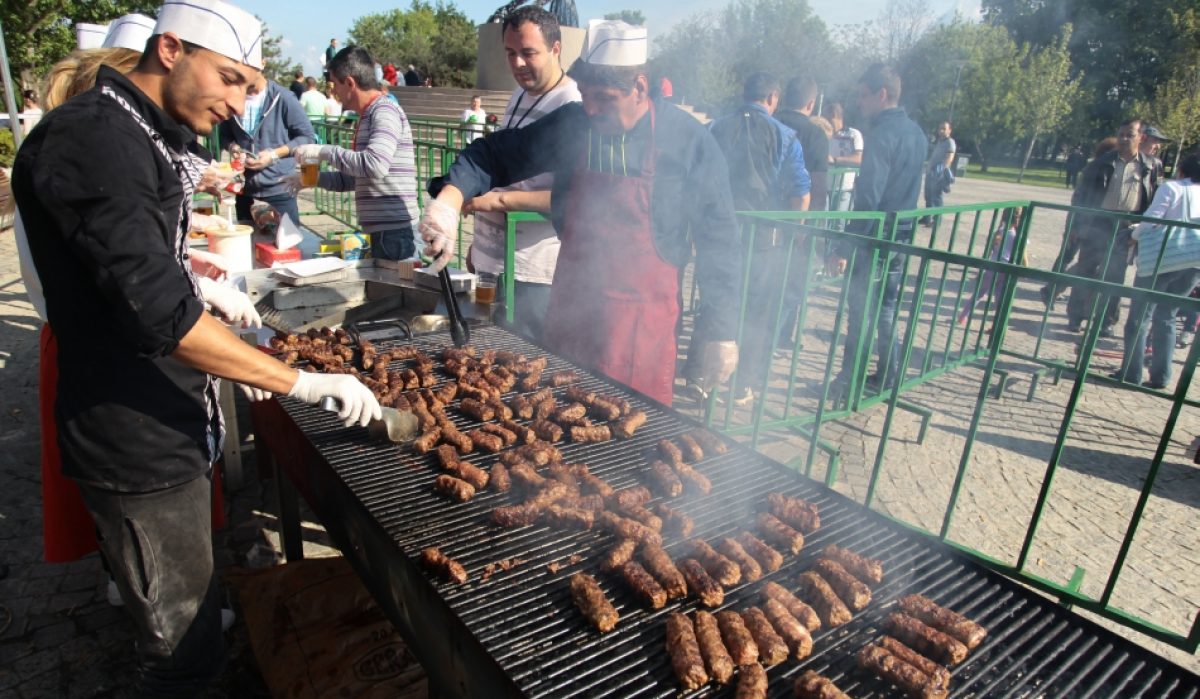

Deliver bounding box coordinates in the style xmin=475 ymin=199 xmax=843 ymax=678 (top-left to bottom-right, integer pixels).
xmin=319 ymin=95 xmax=419 ymax=235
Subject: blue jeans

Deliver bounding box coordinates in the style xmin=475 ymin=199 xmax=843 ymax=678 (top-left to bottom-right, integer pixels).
xmin=842 ymin=246 xmax=905 ymax=388
xmin=236 ymin=192 xmax=300 ymax=226
xmin=1119 ymin=269 xmax=1199 ymax=386
xmin=370 ymin=228 xmax=416 ymax=261
xmin=924 ymin=169 xmax=945 ymax=209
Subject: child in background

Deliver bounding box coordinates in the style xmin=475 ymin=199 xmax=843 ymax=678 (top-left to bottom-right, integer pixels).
xmin=958 ymin=208 xmax=1029 ymax=325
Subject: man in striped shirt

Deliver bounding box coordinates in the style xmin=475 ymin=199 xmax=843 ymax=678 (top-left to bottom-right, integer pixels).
xmin=294 ymin=46 xmax=419 ymax=259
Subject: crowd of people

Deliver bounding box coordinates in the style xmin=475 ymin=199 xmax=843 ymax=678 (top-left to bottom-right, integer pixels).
xmin=6 ymin=0 xmax=1200 ymax=693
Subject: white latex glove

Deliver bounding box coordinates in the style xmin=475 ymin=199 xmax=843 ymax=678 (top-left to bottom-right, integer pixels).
xmin=418 ymin=198 xmax=460 ymax=272
xmin=292 ymin=143 xmax=325 ymax=164
xmin=701 ymin=340 xmax=739 ymax=386
xmin=288 ymin=371 xmax=382 ymax=428
xmin=189 ymin=248 xmax=229 ymax=281
xmin=281 ymin=172 xmax=303 ymax=196
xmin=237 ymin=384 xmax=273 ymax=402
xmin=244 ymin=149 xmax=277 ymax=170
xmin=197 ymin=277 xmax=262 ymax=329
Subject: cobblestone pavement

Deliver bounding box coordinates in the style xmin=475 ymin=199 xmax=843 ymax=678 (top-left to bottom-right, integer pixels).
xmin=0 ymin=177 xmax=1195 ymax=697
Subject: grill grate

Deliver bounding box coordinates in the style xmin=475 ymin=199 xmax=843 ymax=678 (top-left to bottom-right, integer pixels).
xmin=278 ymin=325 xmax=1199 ymax=698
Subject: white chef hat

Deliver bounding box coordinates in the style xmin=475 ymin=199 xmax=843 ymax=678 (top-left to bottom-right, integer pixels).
xmin=102 ymin=14 xmax=156 ymax=51
xmin=76 ymin=23 xmax=110 ymax=50
xmin=581 ymin=19 xmax=647 ymax=67
xmin=152 ymin=0 xmax=263 ymax=69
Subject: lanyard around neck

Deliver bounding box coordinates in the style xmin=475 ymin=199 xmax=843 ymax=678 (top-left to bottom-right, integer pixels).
xmin=506 ymin=71 xmax=565 ymax=130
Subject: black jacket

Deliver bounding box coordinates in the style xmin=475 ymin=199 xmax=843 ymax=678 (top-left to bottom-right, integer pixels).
xmin=12 ymin=67 xmax=215 ymax=492
xmin=1072 ymin=149 xmax=1158 ymax=216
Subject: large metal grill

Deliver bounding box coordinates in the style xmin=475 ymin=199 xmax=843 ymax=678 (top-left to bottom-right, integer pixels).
xmin=269 ymin=324 xmax=1200 ymax=698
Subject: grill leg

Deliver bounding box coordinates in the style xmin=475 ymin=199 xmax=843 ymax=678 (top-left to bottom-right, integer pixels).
xmin=269 ymin=451 xmax=304 ymax=562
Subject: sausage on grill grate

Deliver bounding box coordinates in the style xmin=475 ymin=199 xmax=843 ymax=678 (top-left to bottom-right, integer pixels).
xmin=690 ymin=539 xmax=741 ymax=586
xmin=814 ymin=558 xmax=872 ymax=611
xmin=620 ymin=560 xmax=667 ymax=609
xmin=640 ymin=543 xmax=687 ymax=600
xmin=880 ymin=636 xmax=951 ymax=690
xmin=718 ymin=537 xmax=763 ymax=583
xmin=654 ymin=503 xmax=694 ymax=537
xmin=433 ymin=475 xmax=475 ymax=502
xmin=600 ymin=539 xmax=638 ymax=572
xmin=665 ymin=612 xmax=708 ymax=690
xmin=794 ymin=670 xmax=851 ymax=699
xmin=884 ymin=613 xmax=969 ymax=666
xmin=760 ymin=581 xmax=821 ymax=632
xmin=858 ymin=642 xmax=949 ymax=699
xmin=796 ymin=572 xmax=853 ymax=627
xmin=897 ymin=594 xmax=987 ymax=650
xmin=714 ymin=610 xmax=758 ymax=666
xmin=766 ymin=492 xmax=821 ymax=533
xmin=762 ymin=598 xmax=813 ymax=660
xmin=756 ymin=512 xmax=804 ymax=554
xmin=741 ymin=607 xmax=789 ymax=666
xmin=420 ymin=546 xmax=468 ymax=584
xmin=647 ymin=460 xmax=684 ymax=498
xmin=737 ymin=532 xmax=784 ymax=573
xmin=679 ymin=559 xmax=723 ymax=607
xmin=693 ymin=610 xmax=734 ymax=684
xmin=734 ymin=661 xmax=767 ymax=698
xmin=821 ymin=544 xmax=884 ymax=586
xmin=570 ymin=572 xmax=619 ymax=633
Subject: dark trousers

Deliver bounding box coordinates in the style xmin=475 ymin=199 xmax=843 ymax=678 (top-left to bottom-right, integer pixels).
xmin=924 ymin=169 xmax=946 ymax=210
xmin=1066 ymin=225 xmax=1133 ymax=328
xmin=1042 ymin=224 xmax=1082 ymax=300
xmin=497 ymin=279 xmax=552 ymax=343
xmin=370 ymin=228 xmax=416 ymax=261
xmin=235 ymin=192 xmax=300 ymax=226
xmin=841 ymin=246 xmax=905 ymax=388
xmin=78 ymin=473 xmax=224 ymax=696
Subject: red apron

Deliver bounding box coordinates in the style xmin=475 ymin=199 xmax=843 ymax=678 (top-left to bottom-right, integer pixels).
xmin=544 ymin=104 xmax=680 ymax=405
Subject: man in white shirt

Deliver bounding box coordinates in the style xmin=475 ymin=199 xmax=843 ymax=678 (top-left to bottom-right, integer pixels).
xmin=822 ymin=101 xmax=862 ymax=212
xmin=464 ymin=6 xmax=581 ymax=342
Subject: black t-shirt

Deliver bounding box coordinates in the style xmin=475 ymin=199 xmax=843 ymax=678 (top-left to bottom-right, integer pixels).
xmin=289 ymin=80 xmax=305 ymax=100
xmin=775 ymin=110 xmax=829 ymax=176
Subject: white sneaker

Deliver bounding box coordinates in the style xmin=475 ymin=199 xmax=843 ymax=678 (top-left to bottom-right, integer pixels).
xmin=106 ymin=579 xmax=124 ymax=607
xmin=221 ymin=608 xmax=236 ymax=632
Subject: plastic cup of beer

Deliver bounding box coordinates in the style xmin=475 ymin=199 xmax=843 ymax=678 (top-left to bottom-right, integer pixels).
xmin=475 ymin=272 xmax=497 ymax=304
xmin=300 ymin=162 xmax=319 ymax=188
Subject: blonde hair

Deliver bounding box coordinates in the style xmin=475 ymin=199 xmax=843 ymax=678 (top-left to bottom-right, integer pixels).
xmin=2 ymin=48 xmax=142 ymax=221
xmin=41 ymin=48 xmax=141 ymax=111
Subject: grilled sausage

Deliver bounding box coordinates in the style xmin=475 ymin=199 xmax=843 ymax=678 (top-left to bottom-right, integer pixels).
xmin=489 ymin=463 xmax=511 ymax=493
xmin=509 ymin=462 xmax=547 ymax=491
xmin=688 ymin=428 xmax=728 ymax=455
xmin=760 ymin=581 xmax=821 ymax=632
xmin=434 ymin=381 xmax=458 ymax=405
xmin=880 ymin=636 xmax=952 ymax=690
xmin=533 ymin=397 xmax=557 ymax=421
xmin=616 ymin=503 xmax=662 ymax=532
xmin=858 ymin=642 xmax=949 ymax=699
xmin=570 ymin=573 xmax=618 ymax=632
xmin=884 ymin=613 xmax=969 ymax=666
xmin=491 ymin=502 xmax=541 ymax=528
xmin=420 ymin=546 xmax=468 ymax=584
xmin=530 ymin=419 xmax=563 ymax=442
xmin=553 ymin=402 xmax=588 ymax=422
xmin=735 ymin=662 xmax=768 ymax=699
xmin=548 ymin=370 xmax=579 ymax=387
xmin=486 ymin=396 xmax=513 ymax=421
xmin=814 ymin=558 xmax=872 ymax=611
xmin=578 ymin=471 xmax=615 ymax=498
xmin=543 ymin=504 xmax=595 ymax=531
xmin=444 ymin=459 xmax=489 ymax=490
xmin=897 ymin=594 xmax=987 ymax=649
xmin=756 ymin=512 xmax=804 ymax=554
xmin=766 ymin=492 xmax=821 ymax=533
xmin=433 ymin=475 xmax=475 ymax=502
xmin=609 ymin=485 xmax=652 ymax=510
xmin=665 ymin=613 xmax=708 ymax=690
xmin=509 ymin=394 xmax=535 ymax=419
xmin=794 ymin=670 xmax=851 ymax=699
xmin=694 ymin=610 xmax=734 ymax=684
xmin=741 ymin=606 xmax=789 ymax=666
xmin=516 ymin=372 xmax=541 ymax=392
xmin=500 ymin=418 xmax=537 ymax=445
xmin=737 ymin=532 xmax=784 ymax=573
xmin=647 ymin=460 xmax=684 ymax=498
xmin=714 ymin=610 xmax=758 ymax=666
xmin=677 ymin=432 xmax=705 ymax=462
xmin=658 ymin=438 xmax=685 ymax=466
xmin=479 ymin=422 xmax=517 ymax=446
xmin=466 ymin=429 xmax=505 ymax=454
xmin=599 ymin=512 xmax=662 ymax=546
xmin=718 ymin=537 xmax=763 ymax=582
xmin=762 ymin=598 xmax=812 ymax=660
xmin=675 ymin=462 xmax=712 ymax=494
xmin=796 ymin=572 xmax=853 ymax=627
xmin=821 ymin=544 xmax=883 ymax=585
xmin=412 ymin=427 xmax=442 ymax=453
xmin=611 ymin=410 xmax=647 ymax=439
xmin=679 ymin=558 xmax=723 ymax=607
xmin=514 ymin=440 xmax=560 ymax=465
xmin=654 ymin=503 xmax=694 ymax=537
xmin=570 ymin=425 xmax=612 ymax=443
xmin=440 ymin=426 xmax=474 ymax=454
xmin=620 ymin=561 xmax=667 ymax=609
xmin=690 ymin=539 xmax=741 ymax=586
xmin=640 ymin=543 xmax=687 ymax=600
xmin=564 ymin=386 xmax=596 ymax=405
xmin=600 ymin=539 xmax=638 ymax=572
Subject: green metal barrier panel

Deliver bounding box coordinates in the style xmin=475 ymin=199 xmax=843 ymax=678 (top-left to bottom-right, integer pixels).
xmin=687 ymin=202 xmax=1200 ymax=654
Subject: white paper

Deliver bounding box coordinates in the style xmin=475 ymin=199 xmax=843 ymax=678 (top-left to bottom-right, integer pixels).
xmin=275 ymin=215 xmax=304 ymax=251
xmin=280 ymin=257 xmax=348 ymax=277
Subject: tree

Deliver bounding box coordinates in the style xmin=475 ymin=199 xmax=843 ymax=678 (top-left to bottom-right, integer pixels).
xmin=261 ymin=23 xmax=303 ymax=85
xmin=348 ymin=1 xmax=476 ymax=87
xmin=2 ymin=0 xmax=158 ymax=90
xmin=1136 ymin=66 xmax=1200 ymax=173
xmin=1012 ymin=26 xmax=1081 ymax=182
xmin=604 ymin=10 xmax=646 ymax=26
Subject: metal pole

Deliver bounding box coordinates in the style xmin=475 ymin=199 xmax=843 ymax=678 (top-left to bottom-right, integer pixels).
xmin=948 ymin=61 xmax=965 ymax=125
xmin=0 ymin=18 xmax=24 ymax=148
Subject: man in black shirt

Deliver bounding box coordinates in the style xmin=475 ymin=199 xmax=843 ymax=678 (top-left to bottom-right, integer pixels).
xmin=288 ymin=68 xmax=305 ymax=100
xmin=774 ymin=76 xmax=828 ymax=210
xmin=11 ymin=1 xmax=379 ymax=692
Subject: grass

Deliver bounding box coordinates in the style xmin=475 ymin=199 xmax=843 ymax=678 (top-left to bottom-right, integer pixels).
xmin=963 ymin=162 xmax=1070 ymax=190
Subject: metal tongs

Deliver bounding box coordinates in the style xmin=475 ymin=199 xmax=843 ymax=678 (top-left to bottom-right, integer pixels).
xmin=438 ymin=266 xmax=470 ymax=347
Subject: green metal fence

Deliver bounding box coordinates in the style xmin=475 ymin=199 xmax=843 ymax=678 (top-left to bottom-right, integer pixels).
xmin=702 ymin=203 xmax=1200 ymax=654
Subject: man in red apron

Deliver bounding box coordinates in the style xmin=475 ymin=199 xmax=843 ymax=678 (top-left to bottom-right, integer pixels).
xmin=420 ymin=19 xmax=742 ymax=404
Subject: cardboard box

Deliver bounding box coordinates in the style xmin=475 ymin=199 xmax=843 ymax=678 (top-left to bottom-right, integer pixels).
xmin=255 ymin=242 xmax=302 ymax=267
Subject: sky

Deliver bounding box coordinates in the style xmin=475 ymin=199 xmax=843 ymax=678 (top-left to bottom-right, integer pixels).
xmin=236 ymin=0 xmax=982 ymax=77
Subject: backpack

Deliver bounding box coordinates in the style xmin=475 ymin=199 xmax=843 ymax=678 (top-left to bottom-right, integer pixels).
xmin=710 ymin=108 xmax=782 ymax=211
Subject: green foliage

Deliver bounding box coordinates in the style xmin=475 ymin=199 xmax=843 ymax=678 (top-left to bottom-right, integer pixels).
xmin=262 ymin=26 xmax=303 ymax=85
xmin=1012 ymin=26 xmax=1081 ymax=180
xmin=603 ymin=10 xmax=646 ymax=26
xmin=651 ymin=0 xmax=843 ymax=116
xmin=348 ymin=1 xmax=476 ymax=88
xmin=0 ymin=128 xmax=15 ymax=168
xmin=2 ymin=0 xmax=159 ymax=90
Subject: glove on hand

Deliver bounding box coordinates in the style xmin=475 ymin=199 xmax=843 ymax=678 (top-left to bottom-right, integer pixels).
xmin=197 ymin=277 xmax=262 ymax=329
xmin=288 ymin=372 xmax=382 ymax=427
xmin=418 ymin=198 xmax=460 ymax=272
